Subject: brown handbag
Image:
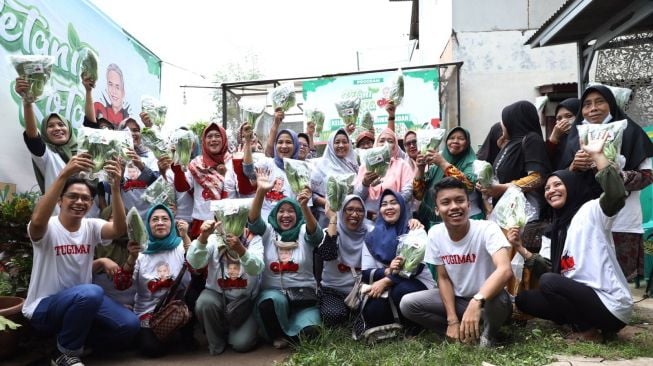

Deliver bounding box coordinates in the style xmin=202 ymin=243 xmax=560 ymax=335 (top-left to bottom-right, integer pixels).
xmin=149 ymin=264 xmax=191 ymax=341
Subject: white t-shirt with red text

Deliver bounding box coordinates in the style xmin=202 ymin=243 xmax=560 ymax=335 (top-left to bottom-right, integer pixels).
xmin=23 ymin=216 xmax=106 ymax=318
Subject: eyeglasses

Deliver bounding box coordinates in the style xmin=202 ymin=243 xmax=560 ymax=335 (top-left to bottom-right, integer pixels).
xmin=404 ymin=140 xmax=417 ymax=147
xmin=344 ymin=207 xmax=365 ymax=215
xmin=63 ymin=193 xmax=93 ymax=202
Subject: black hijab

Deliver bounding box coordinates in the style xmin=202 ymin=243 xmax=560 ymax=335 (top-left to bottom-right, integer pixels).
xmin=493 ymin=101 xmax=550 ymax=184
xmin=560 ymin=85 xmax=653 ymax=171
xmin=551 ymin=98 xmax=580 ymax=170
xmin=476 ymin=122 xmax=503 ymax=165
xmin=545 ymin=170 xmax=597 ymax=273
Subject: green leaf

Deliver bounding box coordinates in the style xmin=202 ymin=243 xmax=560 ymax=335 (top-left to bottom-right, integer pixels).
xmin=67 ymin=23 xmax=81 ymax=50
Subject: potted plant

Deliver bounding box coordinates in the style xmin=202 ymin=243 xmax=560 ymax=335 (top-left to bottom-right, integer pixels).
xmin=0 ymin=296 xmax=24 ymax=359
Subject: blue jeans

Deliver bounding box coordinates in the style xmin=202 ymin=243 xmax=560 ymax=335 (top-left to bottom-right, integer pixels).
xmin=30 ymin=284 xmax=140 ymax=355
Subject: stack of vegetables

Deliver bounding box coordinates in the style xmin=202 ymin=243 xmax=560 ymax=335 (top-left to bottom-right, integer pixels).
xmin=361 ymin=143 xmax=391 ymax=179
xmin=335 ymin=97 xmax=361 ymax=128
xmin=490 ymin=186 xmax=528 ymax=229
xmin=141 ymin=127 xmax=170 ymax=159
xmin=577 ymin=119 xmax=627 ymax=165
xmin=141 ymin=96 xmax=168 ymax=129
xmin=211 ymin=198 xmax=253 ymax=238
xmin=80 ymin=49 xmax=98 ymax=83
xmin=326 ymin=173 xmax=356 ymax=211
xmin=283 ymin=158 xmax=312 ymax=195
xmin=127 ymin=207 xmax=148 ymax=252
xmin=239 ymin=100 xmax=264 ymax=128
xmin=416 ymin=128 xmax=446 ymax=154
xmin=270 ymin=83 xmax=296 ymax=111
xmin=473 ymin=160 xmax=494 ymax=188
xmin=171 ymin=129 xmax=195 ymax=167
xmin=10 ymin=54 xmax=54 ymax=103
xmin=77 ymin=127 xmax=133 ymax=180
xmin=141 ymin=176 xmax=175 ymax=207
xmin=396 ymin=230 xmax=427 ymax=278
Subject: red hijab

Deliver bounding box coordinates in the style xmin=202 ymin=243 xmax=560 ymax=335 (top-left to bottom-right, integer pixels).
xmin=188 ymin=123 xmax=231 ymax=200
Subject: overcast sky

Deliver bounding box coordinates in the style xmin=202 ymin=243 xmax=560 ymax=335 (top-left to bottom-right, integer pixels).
xmin=88 ymin=0 xmax=415 ymax=127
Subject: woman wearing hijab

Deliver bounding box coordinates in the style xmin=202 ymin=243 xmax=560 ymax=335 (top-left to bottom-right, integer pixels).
xmin=547 ymin=98 xmax=581 ymax=169
xmin=247 ymin=167 xmax=324 ymax=349
xmin=115 ymin=204 xmax=191 ymax=357
xmin=476 ymin=122 xmax=505 ymax=165
xmin=316 ymin=195 xmax=373 ymax=326
xmin=414 ymin=127 xmax=481 ymax=229
xmin=402 ymin=130 xmax=419 ymax=174
xmin=353 ymin=128 xmax=414 ymax=219
xmin=172 ymin=123 xmax=231 ymax=239
xmin=560 ymin=85 xmax=653 ymax=281
xmin=310 ymin=128 xmax=359 ymax=228
xmin=356 ymin=190 xmax=434 ymax=338
xmin=479 ymin=101 xmax=551 ymax=224
xmin=509 ymin=134 xmax=632 ymax=342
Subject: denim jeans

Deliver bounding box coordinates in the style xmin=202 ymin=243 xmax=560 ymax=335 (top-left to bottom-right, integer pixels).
xmin=30 ymin=284 xmax=140 ymax=356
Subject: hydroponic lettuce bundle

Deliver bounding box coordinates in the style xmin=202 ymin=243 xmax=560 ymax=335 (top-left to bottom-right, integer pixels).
xmin=239 ymin=100 xmax=264 ymax=127
xmin=473 ymin=160 xmax=494 ymax=188
xmin=171 ymin=129 xmax=195 ymax=166
xmin=270 ymin=83 xmax=296 ymax=111
xmin=361 ymin=112 xmax=374 ymax=133
xmin=489 ymin=186 xmax=528 ymax=229
xmin=388 ymin=72 xmax=404 ymax=106
xmin=211 ymin=198 xmax=253 ymax=238
xmin=283 ymin=158 xmax=312 ymax=195
xmin=80 ymin=49 xmax=98 ymax=82
xmin=416 ymin=128 xmax=446 ymax=154
xmin=10 ymin=54 xmax=54 ymax=103
xmin=305 ymin=109 xmax=326 ymax=137
xmin=335 ymin=98 xmax=361 ymax=127
xmin=396 ymin=230 xmax=427 ymax=278
xmin=141 ymin=96 xmax=168 ymax=129
xmin=577 ymin=119 xmax=627 ymax=164
xmin=127 ymin=207 xmax=148 ymax=252
xmin=141 ymin=127 xmax=170 ymax=159
xmin=141 ymin=176 xmax=175 ymax=206
xmin=326 ymin=173 xmax=355 ymax=211
xmin=77 ymin=127 xmax=133 ymax=180
xmin=361 ymin=143 xmax=391 ymax=179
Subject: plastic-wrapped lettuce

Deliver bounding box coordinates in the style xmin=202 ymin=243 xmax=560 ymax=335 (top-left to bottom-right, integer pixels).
xmin=188 ymin=121 xmax=209 ymax=140
xmin=270 ymin=83 xmax=296 ymax=111
xmin=388 ymin=72 xmax=404 ymax=106
xmin=10 ymin=54 xmax=54 ymax=103
xmin=473 ymin=160 xmax=494 ymax=188
xmin=171 ymin=129 xmax=195 ymax=167
xmin=396 ymin=230 xmax=427 ymax=278
xmin=141 ymin=176 xmax=175 ymax=206
xmin=577 ymin=119 xmax=627 ymax=164
xmin=141 ymin=127 xmax=170 ymax=159
xmin=361 ymin=143 xmax=391 ymax=178
xmin=283 ymin=158 xmax=312 ymax=195
xmin=127 ymin=207 xmax=148 ymax=252
xmin=326 ymin=173 xmax=355 ymax=211
xmin=211 ymin=198 xmax=253 ymax=238
xmin=335 ymin=98 xmax=361 ymax=128
xmin=141 ymin=96 xmax=167 ymax=129
xmin=305 ymin=109 xmax=326 ymax=137
xmin=77 ymin=127 xmax=133 ymax=180
xmin=416 ymin=128 xmax=446 ymax=154
xmin=239 ymin=100 xmax=264 ymax=127
xmin=80 ymin=49 xmax=98 ymax=82
xmin=361 ymin=112 xmax=374 ymax=133
xmin=489 ymin=186 xmax=528 ymax=229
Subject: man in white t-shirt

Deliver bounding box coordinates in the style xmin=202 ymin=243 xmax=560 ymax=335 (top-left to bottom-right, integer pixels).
xmin=400 ymin=177 xmax=513 ymax=347
xmin=24 ymin=155 xmax=140 ymax=366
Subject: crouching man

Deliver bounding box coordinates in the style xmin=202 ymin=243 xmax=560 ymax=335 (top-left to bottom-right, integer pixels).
xmin=400 ymin=177 xmax=513 ymax=347
xmin=23 ymin=154 xmax=140 ymax=366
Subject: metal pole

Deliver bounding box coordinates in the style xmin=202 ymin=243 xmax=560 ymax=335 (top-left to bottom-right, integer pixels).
xmin=456 ymin=64 xmax=461 ymax=127
xmin=356 ymin=51 xmax=360 ymax=71
xmin=221 ymin=84 xmax=228 ymax=129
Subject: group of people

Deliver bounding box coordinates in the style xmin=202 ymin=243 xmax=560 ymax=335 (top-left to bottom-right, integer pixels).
xmin=16 ymin=72 xmax=653 ymax=366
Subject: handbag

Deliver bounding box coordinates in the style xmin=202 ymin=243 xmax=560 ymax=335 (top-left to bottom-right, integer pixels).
xmin=284 ymin=286 xmax=318 ymax=308
xmin=344 ymin=266 xmax=363 ymax=310
xmin=149 ymin=263 xmax=191 ymax=342
xmin=352 ymin=272 xmax=402 ymax=343
xmin=219 ymin=254 xmax=254 ymax=328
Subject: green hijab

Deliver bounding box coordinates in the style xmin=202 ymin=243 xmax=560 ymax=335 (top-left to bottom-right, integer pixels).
xmin=143 ymin=204 xmax=181 ymax=254
xmin=267 ymin=198 xmax=305 ymax=242
xmin=33 ymin=113 xmax=77 ymax=192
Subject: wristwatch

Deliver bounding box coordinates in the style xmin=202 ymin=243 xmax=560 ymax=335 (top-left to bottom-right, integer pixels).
xmin=472 ymin=293 xmax=486 ymax=308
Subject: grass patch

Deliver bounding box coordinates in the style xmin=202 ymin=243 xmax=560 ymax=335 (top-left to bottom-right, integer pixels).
xmin=282 ymin=316 xmax=653 ymax=366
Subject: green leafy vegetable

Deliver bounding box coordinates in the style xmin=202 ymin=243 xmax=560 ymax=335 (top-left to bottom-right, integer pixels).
xmin=270 ymin=83 xmax=296 ymax=111
xmin=141 ymin=176 xmax=175 ymax=207
xmin=397 ymin=230 xmax=427 ymax=278
xmin=80 ymin=49 xmax=98 ymax=82
xmin=77 ymin=127 xmax=133 ymax=179
xmin=239 ymin=100 xmax=264 ymax=127
xmin=10 ymin=54 xmax=54 ymax=103
xmin=127 ymin=207 xmax=148 ymax=252
xmin=416 ymin=128 xmax=446 ymax=154
xmin=171 ymin=129 xmax=195 ymax=166
xmin=361 ymin=112 xmax=374 ymax=133
xmin=326 ymin=174 xmax=355 ymax=211
xmin=283 ymin=158 xmax=312 ymax=195
xmin=389 ymin=72 xmax=404 ymax=106
xmin=141 ymin=127 xmax=170 ymax=159
xmin=362 ymin=143 xmax=391 ymax=178
xmin=473 ymin=160 xmax=494 ymax=188
xmin=141 ymin=96 xmax=168 ymax=129
xmin=577 ymin=119 xmax=627 ymax=165
xmin=211 ymin=198 xmax=253 ymax=237
xmin=335 ymin=98 xmax=361 ymax=128
xmin=490 ymin=186 xmax=528 ymax=229
xmin=188 ymin=121 xmax=209 ymax=140
xmin=306 ymin=109 xmax=326 ymax=137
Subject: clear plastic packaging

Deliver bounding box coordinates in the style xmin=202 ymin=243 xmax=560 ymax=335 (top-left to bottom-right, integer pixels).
xmin=335 ymin=98 xmax=361 ymax=128
xmin=388 ymin=72 xmax=404 ymax=106
xmin=127 ymin=207 xmax=148 ymax=252
xmin=80 ymin=49 xmax=98 ymax=82
xmin=77 ymin=127 xmax=133 ymax=180
xmin=211 ymin=198 xmax=253 ymax=237
xmin=283 ymin=158 xmax=312 ymax=195
xmin=141 ymin=127 xmax=170 ymax=159
xmin=141 ymin=95 xmax=168 ymax=129
xmin=416 ymin=128 xmax=446 ymax=154
xmin=171 ymin=129 xmax=196 ymax=166
xmin=141 ymin=176 xmax=175 ymax=206
xmin=396 ymin=230 xmax=427 ymax=278
xmin=270 ymin=83 xmax=296 ymax=111
xmin=360 ymin=143 xmax=391 ymax=179
xmin=577 ymin=119 xmax=627 ymax=165
xmin=239 ymin=100 xmax=264 ymax=127
xmin=489 ymin=186 xmax=534 ymax=229
xmin=473 ymin=160 xmax=495 ymax=188
xmin=326 ymin=173 xmax=356 ymax=211
xmin=10 ymin=54 xmax=54 ymax=103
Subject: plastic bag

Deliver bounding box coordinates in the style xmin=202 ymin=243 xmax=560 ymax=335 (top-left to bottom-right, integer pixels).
xmin=127 ymin=207 xmax=148 ymax=252
xmin=473 ymin=160 xmax=495 ymax=188
xmin=489 ymin=186 xmax=532 ymax=229
xmin=141 ymin=176 xmax=175 ymax=206
xmin=211 ymin=198 xmax=253 ymax=237
xmin=10 ymin=54 xmax=54 ymax=103
xmin=577 ymin=119 xmax=627 ymax=164
xmin=239 ymin=100 xmax=264 ymax=127
xmin=326 ymin=173 xmax=356 ymax=211
xmin=171 ymin=129 xmax=195 ymax=166
xmin=77 ymin=127 xmax=133 ymax=180
xmin=305 ymin=108 xmax=326 ymax=138
xmin=283 ymin=158 xmax=312 ymax=195
xmin=80 ymin=49 xmax=98 ymax=83
xmin=335 ymin=98 xmax=361 ymax=128
xmin=141 ymin=96 xmax=168 ymax=129
xmin=396 ymin=230 xmax=427 ymax=278
xmin=588 ymin=82 xmax=632 ymax=110
xmin=388 ymin=72 xmax=404 ymax=106
xmin=141 ymin=127 xmax=170 ymax=159
xmin=270 ymin=83 xmax=296 ymax=111
xmin=361 ymin=112 xmax=374 ymax=133
xmin=416 ymin=128 xmax=446 ymax=154
xmin=361 ymin=143 xmax=391 ymax=179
